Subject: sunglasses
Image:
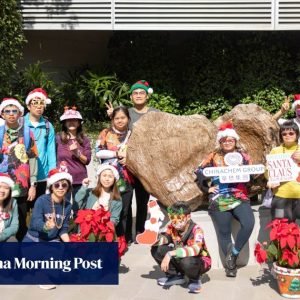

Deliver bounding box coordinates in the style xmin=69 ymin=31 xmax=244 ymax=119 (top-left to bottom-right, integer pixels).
xmin=30 ymin=99 xmax=45 ymax=106
xmin=53 ymin=182 xmax=69 ymax=189
xmin=3 ymin=109 xmax=18 ymax=115
xmin=168 ymin=214 xmax=187 ymax=222
xmin=220 ymin=139 xmax=235 ymax=144
xmin=282 ymin=132 xmax=296 ymax=137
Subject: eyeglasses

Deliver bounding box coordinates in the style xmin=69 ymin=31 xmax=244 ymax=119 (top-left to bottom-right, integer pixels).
xmin=3 ymin=109 xmax=18 ymax=115
xmin=53 ymin=182 xmax=69 ymax=189
xmin=220 ymin=139 xmax=235 ymax=144
xmin=132 ymin=91 xmax=146 ymax=96
xmin=282 ymin=132 xmax=296 ymax=137
xmin=168 ymin=214 xmax=187 ymax=223
xmin=30 ymin=99 xmax=45 ymax=107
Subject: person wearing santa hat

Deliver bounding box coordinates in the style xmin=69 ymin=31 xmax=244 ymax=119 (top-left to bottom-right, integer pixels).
xmin=0 ymin=173 xmax=19 ymax=242
xmin=195 ymin=121 xmax=255 ymax=278
xmin=0 ymin=97 xmax=38 ymax=241
xmin=23 ymin=168 xmax=72 ymax=243
xmin=24 ymin=88 xmax=56 ymax=211
xmin=56 ymin=106 xmax=91 ymax=201
xmin=106 ymin=80 xmax=159 ymax=242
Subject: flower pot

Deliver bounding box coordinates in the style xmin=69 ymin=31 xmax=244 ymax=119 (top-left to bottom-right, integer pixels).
xmin=273 ymin=263 xmax=300 ymax=298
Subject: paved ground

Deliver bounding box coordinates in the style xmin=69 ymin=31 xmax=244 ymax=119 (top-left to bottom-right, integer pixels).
xmin=1 ymin=243 xmax=284 ymax=300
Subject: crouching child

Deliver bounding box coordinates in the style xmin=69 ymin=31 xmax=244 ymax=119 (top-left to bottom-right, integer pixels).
xmin=151 ymin=201 xmax=211 ymax=294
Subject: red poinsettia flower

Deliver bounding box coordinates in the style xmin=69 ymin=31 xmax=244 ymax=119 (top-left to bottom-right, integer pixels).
xmin=282 ymin=249 xmax=299 ymax=267
xmin=75 ymin=209 xmax=99 ymax=237
xmin=117 ymin=235 xmax=128 ymax=258
xmin=254 ymin=242 xmax=267 ymax=264
xmin=70 ymin=233 xmax=87 ymax=242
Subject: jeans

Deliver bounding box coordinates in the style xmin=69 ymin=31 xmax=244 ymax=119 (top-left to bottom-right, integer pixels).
xmin=151 ymin=244 xmax=208 ymax=280
xmin=209 ymin=202 xmax=255 ymax=256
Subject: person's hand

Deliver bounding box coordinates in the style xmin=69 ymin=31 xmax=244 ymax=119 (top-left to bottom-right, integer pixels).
xmin=105 ymin=101 xmax=114 ymax=118
xmin=82 ymin=178 xmax=90 ymax=187
xmin=45 ymin=214 xmax=56 ymax=230
xmin=281 ymin=96 xmax=290 ymax=113
xmin=27 ymin=186 xmax=36 ymax=201
xmin=292 ymin=150 xmax=300 ymax=164
xmin=161 ymin=253 xmax=171 ymax=272
xmin=118 ymin=156 xmax=126 ymax=166
xmin=69 ymin=140 xmax=81 ymax=157
xmin=267 ymin=181 xmax=280 ymax=189
xmin=208 ymin=186 xmax=218 ymax=194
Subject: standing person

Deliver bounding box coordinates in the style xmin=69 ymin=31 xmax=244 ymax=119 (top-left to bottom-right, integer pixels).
xmin=75 ymin=164 xmax=122 ymax=227
xmin=0 ymin=173 xmax=19 ymax=242
xmin=151 ymin=202 xmax=211 ymax=294
xmin=196 ymin=121 xmax=255 ymax=277
xmin=0 ymin=98 xmax=38 ymax=241
xmin=24 ymin=88 xmax=56 ymax=210
xmin=106 ymin=80 xmax=159 ymax=241
xmin=56 ymin=106 xmax=91 ymax=201
xmin=266 ymin=121 xmax=300 ymax=221
xmin=96 ymin=106 xmax=133 ymax=243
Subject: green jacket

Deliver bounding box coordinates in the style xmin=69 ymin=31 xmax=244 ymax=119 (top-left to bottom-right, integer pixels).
xmin=0 ymin=199 xmax=18 ymax=242
xmin=75 ymin=186 xmax=122 ymax=225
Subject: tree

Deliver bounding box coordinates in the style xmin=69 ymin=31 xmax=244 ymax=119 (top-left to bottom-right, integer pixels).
xmin=0 ymin=0 xmax=26 ymax=98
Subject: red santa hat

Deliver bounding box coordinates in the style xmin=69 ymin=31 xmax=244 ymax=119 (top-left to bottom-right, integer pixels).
xmin=0 ymin=98 xmax=24 ymax=116
xmin=96 ymin=164 xmax=119 ymax=181
xmin=25 ymin=88 xmax=51 ymax=106
xmin=0 ymin=173 xmax=14 ymax=188
xmin=292 ymin=94 xmax=300 ymax=110
xmin=47 ymin=168 xmax=73 ymax=188
xmin=216 ymin=121 xmax=240 ymax=143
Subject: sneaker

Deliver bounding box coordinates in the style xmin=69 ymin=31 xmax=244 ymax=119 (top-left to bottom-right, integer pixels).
xmin=39 ymin=285 xmax=56 ymax=290
xmin=157 ymin=274 xmax=185 ymax=286
xmin=225 ymin=267 xmax=237 ymax=278
xmin=188 ymin=279 xmax=202 ymax=293
xmin=225 ymin=244 xmax=238 ymax=270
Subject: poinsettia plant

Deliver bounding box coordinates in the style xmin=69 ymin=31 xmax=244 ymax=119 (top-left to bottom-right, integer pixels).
xmin=70 ymin=207 xmax=127 ymax=257
xmin=255 ymin=219 xmax=300 ymax=269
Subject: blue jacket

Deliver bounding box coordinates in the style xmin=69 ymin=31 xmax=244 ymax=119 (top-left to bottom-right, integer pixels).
xmin=75 ymin=186 xmax=122 ymax=225
xmin=0 ymin=199 xmax=18 ymax=242
xmin=28 ymin=194 xmax=72 ymax=241
xmin=24 ymin=113 xmax=56 ymax=181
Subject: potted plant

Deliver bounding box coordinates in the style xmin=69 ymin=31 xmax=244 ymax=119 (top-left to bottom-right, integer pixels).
xmin=70 ymin=208 xmax=127 ymax=258
xmin=255 ymin=218 xmax=300 ymax=298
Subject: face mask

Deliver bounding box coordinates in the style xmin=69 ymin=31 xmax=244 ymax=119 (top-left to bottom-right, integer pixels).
xmin=296 ymin=109 xmax=300 ymax=118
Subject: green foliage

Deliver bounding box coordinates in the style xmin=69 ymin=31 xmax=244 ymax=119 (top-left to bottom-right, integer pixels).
xmin=148 ymin=93 xmax=180 ymax=115
xmin=0 ymin=0 xmax=26 ymax=97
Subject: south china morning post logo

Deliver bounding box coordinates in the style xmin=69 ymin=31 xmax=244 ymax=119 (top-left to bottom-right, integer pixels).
xmin=0 ymin=243 xmax=118 ymax=284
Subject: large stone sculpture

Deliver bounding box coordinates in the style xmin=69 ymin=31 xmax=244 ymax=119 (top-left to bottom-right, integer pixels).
xmin=126 ymin=104 xmax=279 ymax=210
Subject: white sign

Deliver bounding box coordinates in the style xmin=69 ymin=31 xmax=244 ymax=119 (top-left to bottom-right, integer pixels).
xmin=266 ymin=153 xmax=299 ymax=183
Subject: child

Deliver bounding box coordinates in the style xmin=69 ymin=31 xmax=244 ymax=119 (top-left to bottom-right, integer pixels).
xmin=0 ymin=173 xmax=18 ymax=242
xmin=75 ymin=164 xmax=122 ymax=227
xmin=151 ymin=201 xmax=211 ymax=294
xmin=23 ymin=168 xmax=72 ymax=243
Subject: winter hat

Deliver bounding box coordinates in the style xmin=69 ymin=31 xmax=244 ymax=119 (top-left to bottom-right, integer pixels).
xmin=0 ymin=98 xmax=24 ymax=116
xmin=216 ymin=121 xmax=240 ymax=143
xmin=96 ymin=164 xmax=119 ymax=181
xmin=292 ymin=94 xmax=300 ymax=110
xmin=130 ymin=80 xmax=153 ymax=95
xmin=60 ymin=106 xmax=83 ymax=122
xmin=47 ymin=168 xmax=73 ymax=188
xmin=0 ymin=173 xmax=14 ymax=188
xmin=25 ymin=88 xmax=51 ymax=106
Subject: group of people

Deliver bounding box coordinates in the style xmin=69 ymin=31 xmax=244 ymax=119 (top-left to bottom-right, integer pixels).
xmin=0 ymin=81 xmax=299 ymax=293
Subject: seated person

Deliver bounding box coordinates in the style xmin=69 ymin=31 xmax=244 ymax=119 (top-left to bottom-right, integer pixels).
xmin=151 ymin=201 xmax=211 ymax=294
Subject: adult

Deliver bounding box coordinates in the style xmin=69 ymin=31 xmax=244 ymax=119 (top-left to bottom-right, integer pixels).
xmin=266 ymin=121 xmax=300 ymax=221
xmin=0 ymin=98 xmax=38 ymax=241
xmin=75 ymin=164 xmax=122 ymax=226
xmin=196 ymin=121 xmax=255 ymax=277
xmin=24 ymin=88 xmax=56 ymax=209
xmin=107 ymin=80 xmax=159 ymax=240
xmin=96 ymin=106 xmax=133 ymax=242
xmin=151 ymin=202 xmax=211 ymax=294
xmin=0 ymin=173 xmax=19 ymax=242
xmin=56 ymin=106 xmax=91 ymax=201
